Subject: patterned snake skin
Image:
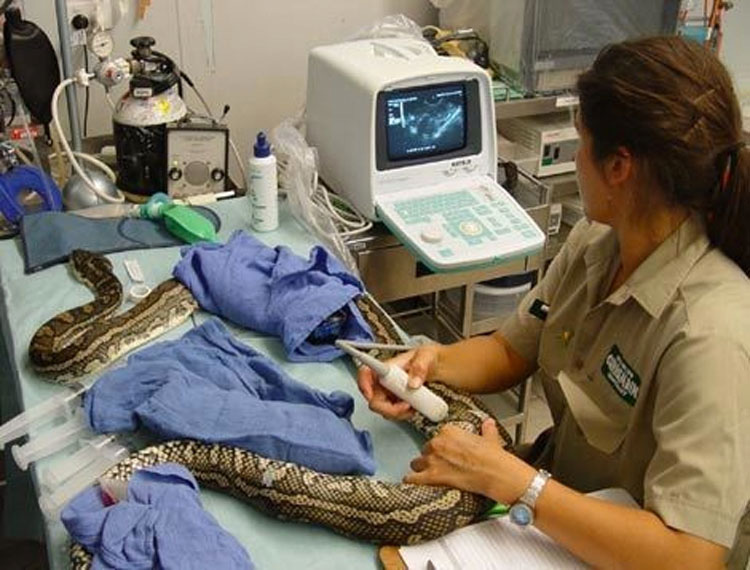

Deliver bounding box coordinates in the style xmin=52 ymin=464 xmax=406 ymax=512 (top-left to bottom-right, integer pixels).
xmin=42 ymin=251 xmax=513 ymax=566
xmin=29 ymin=250 xmax=197 ymax=383
xmin=70 ymin=383 xmax=511 ymax=567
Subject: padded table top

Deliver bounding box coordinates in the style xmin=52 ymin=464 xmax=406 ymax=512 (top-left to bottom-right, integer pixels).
xmin=0 ymin=199 xmax=423 ymax=569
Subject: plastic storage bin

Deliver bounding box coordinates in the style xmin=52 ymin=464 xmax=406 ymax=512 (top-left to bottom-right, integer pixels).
xmin=446 ymin=273 xmax=534 ymax=323
xmin=472 ymin=280 xmax=532 ymax=322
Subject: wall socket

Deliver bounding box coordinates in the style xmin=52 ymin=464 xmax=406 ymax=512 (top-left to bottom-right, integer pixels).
xmin=67 ymin=0 xmax=98 ymax=26
xmin=67 ymin=0 xmax=126 ymax=32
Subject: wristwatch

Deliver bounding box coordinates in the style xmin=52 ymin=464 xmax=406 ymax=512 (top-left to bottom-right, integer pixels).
xmin=509 ymin=469 xmax=551 ymax=527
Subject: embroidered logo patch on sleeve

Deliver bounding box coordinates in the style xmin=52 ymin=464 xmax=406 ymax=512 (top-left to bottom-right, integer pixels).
xmin=601 ymin=345 xmax=641 ymax=406
xmin=529 ymin=299 xmax=549 ymax=321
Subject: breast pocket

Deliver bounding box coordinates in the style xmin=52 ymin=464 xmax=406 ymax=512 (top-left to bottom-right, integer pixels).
xmin=557 ymin=367 xmax=633 ymax=454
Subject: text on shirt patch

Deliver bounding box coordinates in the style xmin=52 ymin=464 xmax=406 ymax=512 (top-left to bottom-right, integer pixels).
xmin=601 ymin=345 xmax=641 ymax=406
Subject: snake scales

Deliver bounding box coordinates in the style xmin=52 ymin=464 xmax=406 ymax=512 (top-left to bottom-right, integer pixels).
xmin=25 ymin=250 xmax=512 ymax=565
xmin=29 ymin=250 xmax=198 ymax=382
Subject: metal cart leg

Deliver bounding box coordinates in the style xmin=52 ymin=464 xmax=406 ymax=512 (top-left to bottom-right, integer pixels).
xmin=515 ymin=376 xmax=533 ymax=444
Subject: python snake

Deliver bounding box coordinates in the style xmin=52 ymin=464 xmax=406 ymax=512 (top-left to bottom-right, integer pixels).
xmin=70 ymin=381 xmax=511 ymax=568
xmin=28 ymin=250 xmax=198 ymax=382
xmin=26 ymin=251 xmax=512 ymax=565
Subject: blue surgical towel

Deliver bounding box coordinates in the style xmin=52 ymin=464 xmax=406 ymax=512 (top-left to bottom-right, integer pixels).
xmin=20 ymin=207 xmax=221 ymax=273
xmin=172 ymin=230 xmax=373 ymax=361
xmin=62 ymin=463 xmax=254 ymax=570
xmin=84 ymin=319 xmax=375 ymax=475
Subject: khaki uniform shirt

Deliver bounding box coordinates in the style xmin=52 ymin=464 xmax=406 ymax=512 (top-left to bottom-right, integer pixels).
xmin=501 ymin=216 xmax=750 ymax=548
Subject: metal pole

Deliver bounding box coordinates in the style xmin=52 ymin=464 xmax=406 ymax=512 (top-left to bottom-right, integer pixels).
xmin=54 ymin=0 xmax=82 ymax=151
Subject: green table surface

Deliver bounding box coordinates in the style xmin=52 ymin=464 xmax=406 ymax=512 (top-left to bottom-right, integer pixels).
xmin=0 ymin=198 xmax=423 ymax=569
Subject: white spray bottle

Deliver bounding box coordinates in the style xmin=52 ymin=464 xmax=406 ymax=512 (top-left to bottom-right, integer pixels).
xmin=247 ymin=131 xmax=278 ymax=231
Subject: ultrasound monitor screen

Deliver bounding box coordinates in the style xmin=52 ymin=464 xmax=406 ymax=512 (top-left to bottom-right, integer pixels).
xmin=385 ymin=83 xmax=466 ymax=161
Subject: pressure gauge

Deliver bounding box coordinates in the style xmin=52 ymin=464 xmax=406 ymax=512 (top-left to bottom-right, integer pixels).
xmin=89 ymin=31 xmax=114 ymax=59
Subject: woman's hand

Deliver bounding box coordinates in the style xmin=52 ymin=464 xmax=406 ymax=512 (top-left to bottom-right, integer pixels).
xmin=356 ymin=344 xmax=441 ymax=421
xmin=405 ymin=418 xmax=536 ymax=503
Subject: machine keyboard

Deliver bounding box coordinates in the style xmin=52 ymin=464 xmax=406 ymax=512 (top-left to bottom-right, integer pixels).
xmin=394 ymin=191 xmax=479 ymax=222
xmin=377 ymin=181 xmax=545 ymax=270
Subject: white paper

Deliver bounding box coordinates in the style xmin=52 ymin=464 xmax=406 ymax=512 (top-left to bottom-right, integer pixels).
xmin=400 ymin=517 xmax=589 ymax=570
xmin=399 ymin=488 xmax=639 ymax=570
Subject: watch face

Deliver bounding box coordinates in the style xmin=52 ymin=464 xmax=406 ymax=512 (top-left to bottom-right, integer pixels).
xmin=509 ymin=503 xmax=534 ymax=527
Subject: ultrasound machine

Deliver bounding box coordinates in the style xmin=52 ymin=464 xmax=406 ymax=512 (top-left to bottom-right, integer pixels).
xmin=306 ymin=38 xmax=545 ymax=271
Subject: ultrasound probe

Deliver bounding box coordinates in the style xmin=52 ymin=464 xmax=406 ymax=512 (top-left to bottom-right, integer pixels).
xmin=336 ymin=340 xmax=449 ymax=422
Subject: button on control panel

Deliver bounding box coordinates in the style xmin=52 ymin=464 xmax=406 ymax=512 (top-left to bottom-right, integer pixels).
xmin=376 ymin=178 xmax=547 ymax=271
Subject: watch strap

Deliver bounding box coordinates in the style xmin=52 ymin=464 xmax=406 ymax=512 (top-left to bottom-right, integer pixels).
xmin=519 ymin=469 xmax=551 ymax=508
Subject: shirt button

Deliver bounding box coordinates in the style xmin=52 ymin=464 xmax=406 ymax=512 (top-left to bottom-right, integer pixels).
xmin=573 ymin=358 xmax=584 ymax=370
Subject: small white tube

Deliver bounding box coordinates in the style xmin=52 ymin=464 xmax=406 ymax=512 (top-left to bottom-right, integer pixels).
xmin=0 ymin=385 xmax=86 ymax=450
xmin=38 ymin=443 xmax=128 ymax=520
xmin=248 ymin=131 xmax=278 ymax=232
xmin=11 ymin=413 xmax=89 ymax=471
xmin=41 ymin=435 xmax=116 ymax=491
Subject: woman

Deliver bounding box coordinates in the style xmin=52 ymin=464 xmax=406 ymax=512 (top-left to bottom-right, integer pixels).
xmin=358 ymin=36 xmax=750 ymax=569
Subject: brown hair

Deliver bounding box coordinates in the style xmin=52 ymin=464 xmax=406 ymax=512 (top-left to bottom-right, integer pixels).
xmin=576 ymin=36 xmax=750 ymax=275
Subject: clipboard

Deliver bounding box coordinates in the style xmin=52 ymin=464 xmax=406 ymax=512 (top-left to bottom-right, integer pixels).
xmin=383 ymin=488 xmax=638 ymax=569
xmin=379 ymin=546 xmax=407 ymax=570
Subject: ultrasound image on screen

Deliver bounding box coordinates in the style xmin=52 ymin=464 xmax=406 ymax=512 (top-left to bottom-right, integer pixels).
xmin=385 ymin=83 xmax=466 ymax=161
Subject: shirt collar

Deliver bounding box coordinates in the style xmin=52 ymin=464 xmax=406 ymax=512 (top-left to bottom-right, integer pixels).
xmin=583 ymin=222 xmax=619 ymax=268
xmin=582 ymin=222 xmax=619 ymax=310
xmin=620 ymin=214 xmax=710 ymax=318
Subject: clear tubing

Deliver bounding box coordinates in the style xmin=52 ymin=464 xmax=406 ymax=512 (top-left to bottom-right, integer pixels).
xmin=51 ymin=78 xmax=125 ymax=203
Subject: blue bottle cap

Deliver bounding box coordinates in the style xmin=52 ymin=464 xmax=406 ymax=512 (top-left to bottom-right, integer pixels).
xmin=253 ymin=131 xmax=271 ymax=158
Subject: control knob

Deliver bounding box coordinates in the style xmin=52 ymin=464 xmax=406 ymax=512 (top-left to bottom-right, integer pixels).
xmin=420 ymin=225 xmax=443 ymax=244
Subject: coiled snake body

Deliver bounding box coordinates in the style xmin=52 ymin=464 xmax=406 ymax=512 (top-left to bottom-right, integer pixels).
xmin=29 ymin=250 xmax=197 ymax=382
xmin=26 ymin=250 xmax=512 ymax=566
xmin=71 ymin=381 xmax=508 ymax=568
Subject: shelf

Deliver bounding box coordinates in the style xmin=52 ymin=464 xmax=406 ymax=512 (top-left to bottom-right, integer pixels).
xmin=495 ymin=94 xmax=578 ymax=120
xmin=539 ymin=171 xmax=579 ymax=192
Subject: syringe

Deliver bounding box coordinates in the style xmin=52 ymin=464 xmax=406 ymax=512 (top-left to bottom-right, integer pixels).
xmin=336 ymin=340 xmax=449 ymax=422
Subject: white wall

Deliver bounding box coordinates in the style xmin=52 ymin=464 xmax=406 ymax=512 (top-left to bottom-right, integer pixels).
xmin=721 ymin=0 xmax=750 ymax=98
xmin=20 ymin=0 xmax=437 ymax=181
xmin=18 ymin=1 xmax=749 ymax=173
xmin=683 ymin=0 xmax=749 ymax=97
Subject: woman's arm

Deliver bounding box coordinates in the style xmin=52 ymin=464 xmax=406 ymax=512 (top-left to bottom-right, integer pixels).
xmin=425 ymin=330 xmax=536 ymax=393
xmin=406 ymin=419 xmax=726 ymax=570
xmin=357 ymin=331 xmax=535 ymax=419
xmin=532 ymin=480 xmax=726 ymax=570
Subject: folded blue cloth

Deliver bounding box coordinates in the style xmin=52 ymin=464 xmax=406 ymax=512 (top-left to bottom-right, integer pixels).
xmin=20 ymin=207 xmax=221 ymax=273
xmin=172 ymin=230 xmax=373 ymax=361
xmin=84 ymin=319 xmax=375 ymax=475
xmin=62 ymin=463 xmax=254 ymax=570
